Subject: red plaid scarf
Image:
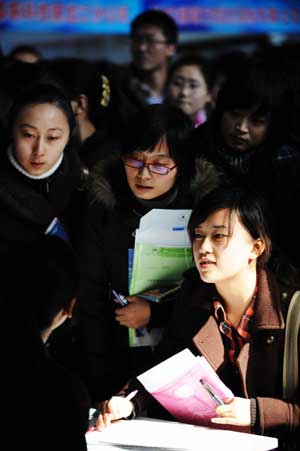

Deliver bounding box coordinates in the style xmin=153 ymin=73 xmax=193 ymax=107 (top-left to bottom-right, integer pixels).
xmin=213 ymin=287 xmax=257 ymax=364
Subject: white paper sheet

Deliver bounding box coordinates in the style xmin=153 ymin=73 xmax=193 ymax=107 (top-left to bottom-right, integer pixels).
xmin=86 ymin=417 xmax=278 ymax=451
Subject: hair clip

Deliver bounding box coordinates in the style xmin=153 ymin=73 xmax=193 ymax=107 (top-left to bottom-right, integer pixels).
xmin=100 ymin=74 xmax=111 ymax=107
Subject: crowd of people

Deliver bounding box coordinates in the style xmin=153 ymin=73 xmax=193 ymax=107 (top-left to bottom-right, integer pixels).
xmin=1 ymin=8 xmax=300 ymax=451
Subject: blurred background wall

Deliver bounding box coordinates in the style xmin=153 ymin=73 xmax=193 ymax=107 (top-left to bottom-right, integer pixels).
xmin=1 ymin=0 xmax=299 ymax=62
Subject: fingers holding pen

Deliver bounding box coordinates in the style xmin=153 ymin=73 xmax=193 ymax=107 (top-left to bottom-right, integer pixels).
xmin=95 ymin=400 xmax=112 ymax=430
xmin=211 ymin=397 xmax=251 ymax=426
xmin=115 ymin=296 xmax=151 ymax=328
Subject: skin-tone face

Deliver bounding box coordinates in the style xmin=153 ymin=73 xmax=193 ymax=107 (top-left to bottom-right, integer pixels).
xmin=220 ymin=109 xmax=270 ymax=152
xmin=168 ymin=64 xmax=211 ymax=121
xmin=12 ymin=52 xmax=40 ymax=63
xmin=124 ymin=137 xmax=178 ymax=200
xmin=192 ymin=208 xmax=262 ymax=287
xmin=131 ymin=25 xmax=176 ymax=72
xmin=13 ymin=103 xmax=70 ymax=176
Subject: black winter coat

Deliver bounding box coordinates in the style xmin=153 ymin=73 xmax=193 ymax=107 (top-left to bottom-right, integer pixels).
xmin=77 ymin=155 xmax=219 ymax=403
xmin=0 ymin=148 xmax=86 ymax=367
xmin=3 ymin=332 xmax=90 ymax=451
xmin=0 ymin=148 xmax=85 ymax=254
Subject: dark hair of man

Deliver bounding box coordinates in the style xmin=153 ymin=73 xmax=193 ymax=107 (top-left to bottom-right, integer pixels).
xmin=130 ymin=9 xmax=178 ymax=45
xmin=8 ymin=44 xmax=42 ymax=60
xmin=188 ymin=184 xmax=272 ymax=268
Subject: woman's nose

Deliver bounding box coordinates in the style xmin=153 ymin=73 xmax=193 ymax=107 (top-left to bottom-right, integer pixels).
xmin=179 ymin=84 xmax=190 ymax=96
xmin=197 ymin=237 xmax=212 ymax=254
xmin=32 ymin=137 xmax=44 ymax=155
xmin=137 ymin=165 xmax=151 ymax=178
xmin=236 ymin=118 xmax=249 ymax=133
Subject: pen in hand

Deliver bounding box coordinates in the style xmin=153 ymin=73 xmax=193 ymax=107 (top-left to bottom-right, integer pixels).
xmin=199 ymin=378 xmax=224 ymax=406
xmin=112 ymin=289 xmax=128 ymax=306
xmin=125 ymin=389 xmax=138 ymax=401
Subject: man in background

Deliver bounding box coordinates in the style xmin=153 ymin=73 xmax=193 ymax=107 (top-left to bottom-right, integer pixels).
xmin=120 ymin=9 xmax=178 ymax=112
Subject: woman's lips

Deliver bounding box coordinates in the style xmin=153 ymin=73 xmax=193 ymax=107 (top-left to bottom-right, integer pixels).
xmin=135 ymin=184 xmax=153 ymax=190
xmin=199 ymin=260 xmax=215 ymax=268
xmin=31 ymin=161 xmax=45 ymax=167
xmin=228 ymin=135 xmax=249 ymax=145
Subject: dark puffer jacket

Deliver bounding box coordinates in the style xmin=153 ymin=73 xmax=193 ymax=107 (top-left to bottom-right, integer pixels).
xmin=76 ymin=154 xmax=220 ymax=404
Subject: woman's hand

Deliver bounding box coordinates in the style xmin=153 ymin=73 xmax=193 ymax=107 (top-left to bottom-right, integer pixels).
xmin=115 ymin=296 xmax=151 ymax=328
xmin=211 ymin=397 xmax=251 ymax=426
xmin=95 ymin=396 xmax=133 ymax=431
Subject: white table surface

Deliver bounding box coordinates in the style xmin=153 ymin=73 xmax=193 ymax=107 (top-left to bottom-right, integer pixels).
xmin=86 ymin=417 xmax=278 ymax=451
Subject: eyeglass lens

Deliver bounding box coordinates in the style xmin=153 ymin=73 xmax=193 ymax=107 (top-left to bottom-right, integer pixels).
xmin=131 ymin=34 xmax=167 ymax=46
xmin=123 ymin=158 xmax=171 ymax=175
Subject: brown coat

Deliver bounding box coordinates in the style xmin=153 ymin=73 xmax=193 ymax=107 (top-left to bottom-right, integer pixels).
xmin=153 ymin=266 xmax=300 ymax=447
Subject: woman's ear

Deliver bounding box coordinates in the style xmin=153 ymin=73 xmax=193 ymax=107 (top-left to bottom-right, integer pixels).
xmin=72 ymin=94 xmax=88 ymax=117
xmin=249 ymin=239 xmax=265 ymax=262
xmin=205 ymin=89 xmax=213 ymax=107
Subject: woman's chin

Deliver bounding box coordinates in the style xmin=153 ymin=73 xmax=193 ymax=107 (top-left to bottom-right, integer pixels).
xmin=133 ymin=189 xmax=156 ymax=199
xmin=27 ymin=163 xmax=48 ymax=175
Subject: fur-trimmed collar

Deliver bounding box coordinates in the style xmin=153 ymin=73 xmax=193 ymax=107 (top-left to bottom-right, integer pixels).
xmin=88 ymin=154 xmax=222 ymax=210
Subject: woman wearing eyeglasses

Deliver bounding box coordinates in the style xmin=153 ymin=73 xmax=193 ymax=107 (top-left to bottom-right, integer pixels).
xmin=76 ymin=104 xmax=220 ymax=407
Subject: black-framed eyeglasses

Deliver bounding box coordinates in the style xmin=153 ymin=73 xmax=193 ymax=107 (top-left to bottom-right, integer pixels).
xmin=121 ymin=156 xmax=177 ymax=175
xmin=130 ymin=34 xmax=168 ymax=47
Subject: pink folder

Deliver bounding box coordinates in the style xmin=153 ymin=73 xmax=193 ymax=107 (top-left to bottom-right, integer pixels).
xmin=138 ymin=349 xmax=233 ymax=426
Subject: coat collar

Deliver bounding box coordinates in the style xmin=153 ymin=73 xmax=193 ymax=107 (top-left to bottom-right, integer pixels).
xmin=88 ymin=155 xmax=221 ymax=210
xmin=253 ymin=267 xmax=285 ymax=330
xmin=192 ymin=267 xmax=285 ymax=371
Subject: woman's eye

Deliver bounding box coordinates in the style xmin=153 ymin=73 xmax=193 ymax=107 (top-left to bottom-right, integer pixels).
xmin=152 ymin=162 xmax=166 ymax=167
xmin=229 ymin=110 xmax=241 ymax=118
xmin=48 ymin=136 xmax=60 ymax=141
xmin=252 ymin=117 xmax=267 ymax=126
xmin=153 ymin=160 xmax=174 ymax=167
xmin=23 ymin=132 xmax=34 ymax=138
xmin=172 ymin=80 xmax=182 ymax=88
xmin=171 ymin=78 xmax=183 ymax=87
xmin=214 ymin=234 xmax=226 ymax=240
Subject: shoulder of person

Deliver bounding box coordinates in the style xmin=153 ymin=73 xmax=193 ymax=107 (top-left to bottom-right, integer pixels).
xmin=86 ymin=155 xmax=129 ymax=210
xmin=190 ymin=156 xmax=224 ymax=204
xmin=190 ymin=120 xmax=214 ymax=144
